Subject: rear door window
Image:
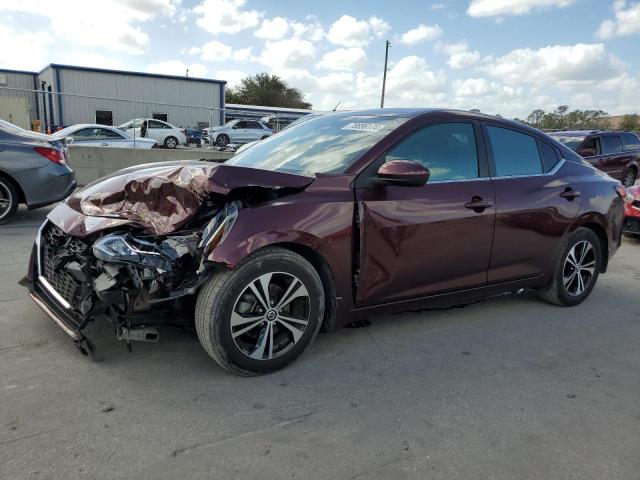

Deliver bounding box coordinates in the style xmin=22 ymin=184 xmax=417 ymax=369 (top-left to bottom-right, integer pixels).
xmin=486 ymin=126 xmax=542 ymax=176
xmin=622 ymin=132 xmax=640 ymax=151
xmin=601 ymin=135 xmax=623 ymax=154
xmin=386 ymin=122 xmax=479 ymax=181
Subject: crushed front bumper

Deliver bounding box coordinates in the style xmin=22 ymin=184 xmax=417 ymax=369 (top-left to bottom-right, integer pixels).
xmin=21 ymin=221 xmax=97 ymax=357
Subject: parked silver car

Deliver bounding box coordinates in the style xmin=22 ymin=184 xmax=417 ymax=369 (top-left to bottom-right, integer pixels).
xmin=54 ymin=124 xmax=158 ymax=149
xmin=0 ymin=119 xmax=76 ymax=224
xmin=205 ymin=119 xmax=273 ymax=147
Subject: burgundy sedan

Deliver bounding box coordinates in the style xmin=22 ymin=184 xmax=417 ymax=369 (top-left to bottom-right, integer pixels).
xmin=23 ymin=109 xmax=625 ymax=375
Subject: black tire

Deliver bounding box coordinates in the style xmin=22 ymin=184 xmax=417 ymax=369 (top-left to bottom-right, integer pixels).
xmin=622 ymin=167 xmax=637 ymax=188
xmin=216 ymin=134 xmax=230 ymax=147
xmin=260 ymin=135 xmax=269 ymax=140
xmin=538 ymin=228 xmax=602 ymax=306
xmin=164 ymin=136 xmax=178 ymax=149
xmin=195 ymin=246 xmax=324 ymax=375
xmin=0 ymin=176 xmax=19 ymax=225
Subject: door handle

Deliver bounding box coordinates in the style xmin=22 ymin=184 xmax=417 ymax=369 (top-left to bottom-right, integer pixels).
xmin=100 ymin=142 xmax=109 ymax=146
xmin=559 ymin=188 xmax=581 ymax=200
xmin=464 ymin=196 xmax=493 ymax=212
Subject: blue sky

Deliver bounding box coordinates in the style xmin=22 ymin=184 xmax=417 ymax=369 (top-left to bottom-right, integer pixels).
xmin=0 ymin=0 xmax=638 ymax=117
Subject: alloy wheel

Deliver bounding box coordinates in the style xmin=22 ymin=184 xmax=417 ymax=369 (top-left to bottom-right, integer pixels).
xmin=563 ymin=240 xmax=596 ymax=296
xmin=0 ymin=182 xmax=12 ymax=220
xmin=165 ymin=137 xmax=177 ymax=149
xmin=623 ymin=170 xmax=636 ymax=188
xmin=230 ymin=272 xmax=310 ymax=360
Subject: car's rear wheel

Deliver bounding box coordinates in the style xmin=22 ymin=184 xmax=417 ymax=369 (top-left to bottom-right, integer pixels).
xmin=0 ymin=176 xmax=19 ymax=225
xmin=216 ymin=134 xmax=230 ymax=147
xmin=538 ymin=228 xmax=602 ymax=306
xmin=195 ymin=247 xmax=324 ymax=375
xmin=622 ymin=167 xmax=637 ymax=188
xmin=164 ymin=136 xmax=178 ymax=149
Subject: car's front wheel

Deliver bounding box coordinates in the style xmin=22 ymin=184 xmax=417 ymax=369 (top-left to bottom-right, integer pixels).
xmin=538 ymin=227 xmax=602 ymax=307
xmin=195 ymin=247 xmax=324 ymax=375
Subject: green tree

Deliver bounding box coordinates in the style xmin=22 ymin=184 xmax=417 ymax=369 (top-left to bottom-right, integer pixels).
xmin=519 ymin=106 xmax=609 ymax=130
xmin=620 ymin=114 xmax=640 ymax=131
xmin=226 ymin=73 xmax=312 ymax=109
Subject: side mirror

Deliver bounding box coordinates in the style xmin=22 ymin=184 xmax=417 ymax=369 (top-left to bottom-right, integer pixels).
xmin=578 ymin=147 xmax=595 ymax=157
xmin=377 ymin=160 xmax=430 ymax=186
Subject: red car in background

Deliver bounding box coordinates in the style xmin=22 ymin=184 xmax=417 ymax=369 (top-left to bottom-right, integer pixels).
xmin=623 ymin=185 xmax=640 ymax=237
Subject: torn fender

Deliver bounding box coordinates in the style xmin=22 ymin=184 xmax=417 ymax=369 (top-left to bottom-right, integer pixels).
xmin=56 ymin=162 xmax=314 ymax=236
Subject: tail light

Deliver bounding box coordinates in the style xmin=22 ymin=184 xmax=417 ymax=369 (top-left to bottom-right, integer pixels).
xmin=34 ymin=146 xmax=66 ymax=165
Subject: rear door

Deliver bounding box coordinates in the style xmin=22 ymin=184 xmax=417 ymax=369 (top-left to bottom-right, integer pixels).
xmin=356 ymin=120 xmax=495 ymax=306
xmin=146 ymin=120 xmax=169 ymax=143
xmin=245 ymin=121 xmax=265 ymax=141
xmin=483 ymin=124 xmax=582 ymax=283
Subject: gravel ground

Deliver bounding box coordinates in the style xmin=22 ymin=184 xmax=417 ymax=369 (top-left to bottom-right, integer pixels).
xmin=1 ymin=205 xmax=639 ymax=480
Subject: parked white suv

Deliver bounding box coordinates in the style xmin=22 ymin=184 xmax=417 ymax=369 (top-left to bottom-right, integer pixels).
xmin=118 ymin=118 xmax=187 ymax=149
xmin=205 ymin=120 xmax=272 ymax=147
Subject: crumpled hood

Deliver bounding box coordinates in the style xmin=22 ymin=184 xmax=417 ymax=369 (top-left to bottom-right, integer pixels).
xmin=49 ymin=161 xmax=313 ymax=236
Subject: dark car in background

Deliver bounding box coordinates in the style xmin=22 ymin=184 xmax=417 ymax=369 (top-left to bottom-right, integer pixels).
xmin=0 ymin=119 xmax=76 ymax=224
xmin=23 ymin=109 xmax=624 ymax=375
xmin=549 ymin=130 xmax=640 ymax=187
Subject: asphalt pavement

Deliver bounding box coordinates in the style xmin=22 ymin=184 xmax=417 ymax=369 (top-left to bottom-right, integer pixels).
xmin=1 ymin=205 xmax=639 ymax=480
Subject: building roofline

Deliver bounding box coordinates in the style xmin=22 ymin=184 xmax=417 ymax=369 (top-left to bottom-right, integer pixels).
xmin=225 ymin=103 xmax=319 ymax=114
xmin=37 ymin=64 xmax=226 ymax=86
xmin=0 ymin=68 xmax=38 ymax=76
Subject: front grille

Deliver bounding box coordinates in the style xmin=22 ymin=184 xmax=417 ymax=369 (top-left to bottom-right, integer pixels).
xmin=40 ymin=223 xmax=88 ymax=305
xmin=623 ymin=217 xmax=640 ymax=233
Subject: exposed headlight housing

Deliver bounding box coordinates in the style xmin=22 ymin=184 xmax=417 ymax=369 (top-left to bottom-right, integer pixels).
xmin=93 ymin=234 xmax=139 ymax=262
xmin=199 ymin=201 xmax=241 ymax=255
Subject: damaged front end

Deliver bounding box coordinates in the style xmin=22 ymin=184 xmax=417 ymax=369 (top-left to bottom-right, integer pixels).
xmin=23 ymin=162 xmax=312 ymax=356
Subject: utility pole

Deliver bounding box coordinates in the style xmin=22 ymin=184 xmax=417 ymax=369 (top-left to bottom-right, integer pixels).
xmin=380 ymin=40 xmax=390 ymax=108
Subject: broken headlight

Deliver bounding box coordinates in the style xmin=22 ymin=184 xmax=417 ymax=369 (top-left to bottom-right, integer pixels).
xmin=93 ymin=234 xmax=142 ymax=262
xmin=199 ymin=201 xmax=241 ymax=254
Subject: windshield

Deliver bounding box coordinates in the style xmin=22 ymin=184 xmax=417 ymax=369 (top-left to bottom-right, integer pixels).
xmin=227 ymin=114 xmax=409 ymax=175
xmin=549 ymin=134 xmax=585 ymax=152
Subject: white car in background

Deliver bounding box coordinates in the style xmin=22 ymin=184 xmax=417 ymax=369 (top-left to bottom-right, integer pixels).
xmin=54 ymin=124 xmax=157 ymax=149
xmin=118 ymin=118 xmax=187 ymax=149
xmin=204 ymin=119 xmax=272 ymax=147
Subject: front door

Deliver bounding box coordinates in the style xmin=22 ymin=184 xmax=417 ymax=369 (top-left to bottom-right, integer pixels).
xmin=355 ymin=121 xmax=496 ymax=307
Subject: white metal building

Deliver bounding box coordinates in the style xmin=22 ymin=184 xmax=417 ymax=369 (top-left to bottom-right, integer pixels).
xmin=0 ymin=64 xmax=226 ymax=131
xmin=0 ymin=69 xmax=40 ymax=129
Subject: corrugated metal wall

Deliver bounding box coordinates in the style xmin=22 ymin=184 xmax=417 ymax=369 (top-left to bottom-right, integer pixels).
xmin=0 ymin=70 xmax=38 ymax=127
xmin=58 ymin=69 xmax=222 ymax=128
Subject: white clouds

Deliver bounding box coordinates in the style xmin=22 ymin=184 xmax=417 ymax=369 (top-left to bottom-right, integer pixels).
xmin=437 ymin=41 xmax=482 ymax=69
xmin=147 ymin=60 xmax=208 ymax=78
xmin=216 ymin=69 xmax=246 ymax=88
xmin=258 ymin=39 xmax=315 ymax=69
xmin=233 ymin=47 xmax=253 ymax=62
xmin=0 ymin=0 xmax=180 ymax=54
xmin=0 ymin=25 xmax=52 ymax=70
xmin=327 ymin=15 xmax=390 ymax=47
xmin=483 ymin=43 xmax=624 ymax=86
xmin=596 ymin=0 xmax=640 ymax=39
xmin=255 ymin=16 xmax=289 ymax=40
xmin=467 ymin=0 xmax=577 ymax=17
xmin=193 ymin=0 xmax=260 ymax=34
xmin=317 ymin=47 xmax=367 ymax=71
xmin=291 ymin=18 xmax=325 ymax=42
xmin=400 ymin=24 xmax=442 ymax=45
xmin=200 ymin=40 xmax=233 ymax=61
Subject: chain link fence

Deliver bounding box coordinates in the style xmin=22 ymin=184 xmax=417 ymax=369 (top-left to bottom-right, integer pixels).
xmin=0 ymin=86 xmax=311 ymax=149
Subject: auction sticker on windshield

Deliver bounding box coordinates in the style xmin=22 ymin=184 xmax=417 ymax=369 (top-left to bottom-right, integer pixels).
xmin=342 ymin=123 xmax=385 ymax=132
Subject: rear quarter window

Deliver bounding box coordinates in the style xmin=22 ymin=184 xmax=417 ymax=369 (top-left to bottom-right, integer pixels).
xmin=538 ymin=140 xmax=560 ymax=172
xmin=601 ymin=135 xmax=623 ymax=154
